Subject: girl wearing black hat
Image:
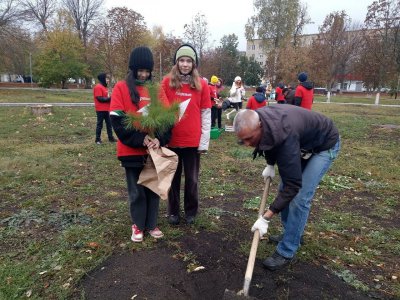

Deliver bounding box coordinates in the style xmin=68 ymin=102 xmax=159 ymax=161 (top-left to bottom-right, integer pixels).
xmin=160 ymin=44 xmax=212 ymax=225
xmin=110 ymin=46 xmax=169 ymax=242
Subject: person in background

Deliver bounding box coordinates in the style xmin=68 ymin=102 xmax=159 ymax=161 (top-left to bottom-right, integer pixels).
xmin=283 ymin=86 xmax=296 ymax=105
xmin=216 ymin=77 xmax=225 ymax=97
xmin=110 ymin=46 xmax=170 ymax=243
xmin=93 ymin=73 xmax=116 ymax=144
xmin=294 ymin=72 xmax=314 ymax=110
xmin=233 ymin=106 xmax=340 ymax=271
xmin=209 ymin=75 xmax=222 ymax=129
xmin=275 ymin=82 xmax=286 ymax=104
xmin=246 ymin=86 xmax=267 ymax=110
xmin=160 ymin=44 xmax=211 ymax=225
xmin=229 ymin=76 xmax=246 ymax=110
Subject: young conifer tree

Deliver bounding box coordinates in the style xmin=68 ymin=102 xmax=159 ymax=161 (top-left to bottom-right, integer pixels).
xmin=124 ymin=83 xmax=179 ymax=138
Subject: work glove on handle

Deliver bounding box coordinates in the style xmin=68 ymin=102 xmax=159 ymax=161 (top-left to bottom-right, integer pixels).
xmin=251 ymin=217 xmax=269 ymax=238
xmin=262 ymin=164 xmax=275 ymax=180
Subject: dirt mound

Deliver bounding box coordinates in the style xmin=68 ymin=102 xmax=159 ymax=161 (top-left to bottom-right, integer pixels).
xmin=79 ymin=216 xmax=372 ymax=299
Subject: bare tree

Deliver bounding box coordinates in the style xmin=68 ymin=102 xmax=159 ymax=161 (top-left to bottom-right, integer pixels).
xmin=183 ymin=12 xmax=209 ymax=65
xmin=293 ymin=3 xmax=312 ymax=47
xmin=308 ymin=11 xmax=361 ymax=100
xmin=0 ymin=0 xmax=25 ymax=27
xmin=93 ymin=7 xmax=149 ymax=79
xmin=62 ymin=0 xmax=103 ymax=48
xmin=21 ymin=0 xmax=58 ymax=31
xmin=151 ymin=27 xmax=182 ymax=82
xmin=364 ymin=0 xmax=400 ymax=103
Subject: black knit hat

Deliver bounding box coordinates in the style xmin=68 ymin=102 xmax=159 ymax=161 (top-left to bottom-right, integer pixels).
xmin=129 ymin=46 xmax=154 ymax=75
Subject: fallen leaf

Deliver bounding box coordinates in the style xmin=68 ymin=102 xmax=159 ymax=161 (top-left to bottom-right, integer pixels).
xmin=88 ymin=242 xmax=99 ymax=249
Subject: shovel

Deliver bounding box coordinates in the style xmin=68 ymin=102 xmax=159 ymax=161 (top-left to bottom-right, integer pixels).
xmin=223 ymin=177 xmax=272 ymax=299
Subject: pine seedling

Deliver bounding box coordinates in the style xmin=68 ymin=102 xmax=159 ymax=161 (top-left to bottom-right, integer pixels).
xmin=124 ymin=83 xmax=179 ymax=138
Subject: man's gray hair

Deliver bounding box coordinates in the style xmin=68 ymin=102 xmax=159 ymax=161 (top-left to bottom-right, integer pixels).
xmin=233 ymin=109 xmax=260 ymax=133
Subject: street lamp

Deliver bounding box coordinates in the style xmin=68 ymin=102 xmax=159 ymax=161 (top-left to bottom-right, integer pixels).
xmin=29 ymin=52 xmax=33 ymax=89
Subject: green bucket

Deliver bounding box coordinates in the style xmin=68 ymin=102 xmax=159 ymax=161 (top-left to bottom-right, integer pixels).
xmin=210 ymin=128 xmax=222 ymax=139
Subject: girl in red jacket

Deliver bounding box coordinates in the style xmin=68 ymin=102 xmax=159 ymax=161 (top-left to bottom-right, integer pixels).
xmin=160 ymin=44 xmax=211 ymax=225
xmin=110 ymin=46 xmax=170 ymax=242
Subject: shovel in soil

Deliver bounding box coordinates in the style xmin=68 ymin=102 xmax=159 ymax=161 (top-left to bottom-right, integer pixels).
xmin=223 ymin=177 xmax=272 ymax=299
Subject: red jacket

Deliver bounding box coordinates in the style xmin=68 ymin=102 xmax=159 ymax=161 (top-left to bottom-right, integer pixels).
xmin=209 ymin=84 xmax=218 ymax=106
xmin=275 ymin=86 xmax=285 ymax=101
xmin=93 ymin=83 xmax=110 ymax=111
xmin=246 ymin=95 xmax=267 ymax=110
xmin=161 ymin=77 xmax=211 ymax=147
xmin=109 ymin=81 xmax=150 ymax=158
xmin=295 ymin=84 xmax=314 ymax=110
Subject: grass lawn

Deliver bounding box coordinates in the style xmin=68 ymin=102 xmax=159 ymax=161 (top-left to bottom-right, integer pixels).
xmin=0 ymin=90 xmax=399 ymax=299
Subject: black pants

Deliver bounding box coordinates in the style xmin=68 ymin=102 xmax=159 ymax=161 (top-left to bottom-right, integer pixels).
xmin=95 ymin=111 xmax=114 ymax=141
xmin=211 ymin=106 xmax=222 ymax=128
xmin=168 ymin=147 xmax=200 ymax=218
xmin=231 ymin=102 xmax=242 ymax=111
xmin=125 ymin=167 xmax=160 ymax=231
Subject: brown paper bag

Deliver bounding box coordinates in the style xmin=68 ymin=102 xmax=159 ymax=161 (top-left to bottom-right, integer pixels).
xmin=137 ymin=147 xmax=178 ymax=200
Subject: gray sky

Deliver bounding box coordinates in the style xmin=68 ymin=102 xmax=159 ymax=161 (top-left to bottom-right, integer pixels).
xmin=104 ymin=0 xmax=370 ymax=51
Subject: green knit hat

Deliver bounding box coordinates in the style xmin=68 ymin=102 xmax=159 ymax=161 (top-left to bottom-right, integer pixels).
xmin=174 ymin=44 xmax=198 ymax=65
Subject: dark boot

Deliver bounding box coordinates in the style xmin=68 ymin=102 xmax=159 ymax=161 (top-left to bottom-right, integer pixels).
xmin=185 ymin=215 xmax=195 ymax=225
xmin=168 ymin=215 xmax=180 ymax=225
xmin=263 ymin=251 xmax=294 ymax=271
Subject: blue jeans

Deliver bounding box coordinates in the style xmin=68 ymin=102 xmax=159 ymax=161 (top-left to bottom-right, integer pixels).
xmin=276 ymin=138 xmax=341 ymax=258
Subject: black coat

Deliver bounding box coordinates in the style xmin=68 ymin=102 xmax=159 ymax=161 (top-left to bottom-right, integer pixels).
xmin=255 ymin=105 xmax=339 ymax=213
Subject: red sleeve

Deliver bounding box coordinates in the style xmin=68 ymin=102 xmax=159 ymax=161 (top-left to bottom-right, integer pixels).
xmin=295 ymin=86 xmax=302 ymax=98
xmin=246 ymin=96 xmax=254 ymax=109
xmin=109 ymin=82 xmax=124 ymax=111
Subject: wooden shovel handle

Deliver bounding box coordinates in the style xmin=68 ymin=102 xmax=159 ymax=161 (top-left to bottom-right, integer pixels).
xmin=243 ymin=177 xmax=271 ymax=296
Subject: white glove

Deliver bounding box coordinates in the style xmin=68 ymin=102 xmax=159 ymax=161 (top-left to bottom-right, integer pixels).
xmin=262 ymin=164 xmax=275 ymax=179
xmin=251 ymin=217 xmax=269 ymax=238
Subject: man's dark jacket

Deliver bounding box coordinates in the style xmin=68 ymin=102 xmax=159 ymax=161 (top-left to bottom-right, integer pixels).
xmin=255 ymin=105 xmax=339 ymax=213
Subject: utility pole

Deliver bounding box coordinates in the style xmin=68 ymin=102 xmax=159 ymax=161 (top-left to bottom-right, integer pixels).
xmin=159 ymin=52 xmax=162 ymax=82
xmin=29 ymin=52 xmax=33 ymax=89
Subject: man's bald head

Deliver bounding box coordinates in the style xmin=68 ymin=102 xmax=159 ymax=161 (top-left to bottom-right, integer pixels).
xmin=233 ymin=109 xmax=260 ymax=132
xmin=233 ymin=109 xmax=262 ymax=147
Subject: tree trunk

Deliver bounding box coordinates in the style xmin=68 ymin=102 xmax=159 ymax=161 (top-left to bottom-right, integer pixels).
xmin=375 ymin=92 xmax=380 ymax=105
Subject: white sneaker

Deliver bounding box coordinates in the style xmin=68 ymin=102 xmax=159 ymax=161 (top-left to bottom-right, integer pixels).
xmin=131 ymin=224 xmax=143 ymax=242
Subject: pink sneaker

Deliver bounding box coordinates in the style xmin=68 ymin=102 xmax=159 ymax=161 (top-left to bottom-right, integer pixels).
xmin=131 ymin=224 xmax=143 ymax=242
xmin=149 ymin=227 xmax=164 ymax=239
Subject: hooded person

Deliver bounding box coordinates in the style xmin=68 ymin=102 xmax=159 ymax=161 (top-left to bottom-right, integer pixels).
xmin=93 ymin=72 xmax=116 ymax=144
xmin=294 ymin=72 xmax=314 ymax=110
xmin=160 ymin=43 xmax=211 ymax=225
xmin=246 ymin=86 xmax=267 ymax=110
xmin=109 ymin=46 xmax=171 ymax=243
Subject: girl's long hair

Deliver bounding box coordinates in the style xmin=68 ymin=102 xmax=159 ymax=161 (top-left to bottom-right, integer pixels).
xmin=125 ymin=70 xmax=141 ymax=108
xmin=168 ymin=64 xmax=202 ymax=90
